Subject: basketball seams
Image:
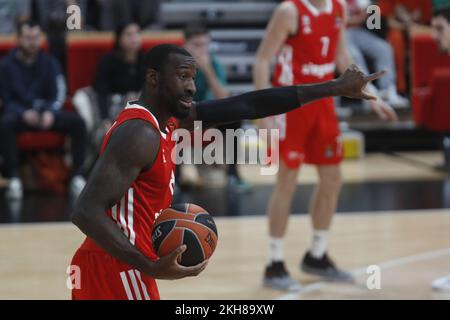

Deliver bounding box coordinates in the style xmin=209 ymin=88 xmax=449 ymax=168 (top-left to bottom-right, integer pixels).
xmin=155 ymin=219 xmax=218 ymax=238
xmin=151 ymin=203 xmax=217 ymax=266
xmin=183 ymin=228 xmax=205 ymax=263
xmin=190 ymin=229 xmax=205 ymax=261
xmin=155 ymin=224 xmax=177 ymax=255
xmin=194 ymin=214 xmax=218 ymax=237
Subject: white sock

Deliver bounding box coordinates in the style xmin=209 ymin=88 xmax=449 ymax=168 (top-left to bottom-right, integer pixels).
xmin=268 ymin=237 xmax=284 ymax=263
xmin=310 ymin=230 xmax=329 ymax=259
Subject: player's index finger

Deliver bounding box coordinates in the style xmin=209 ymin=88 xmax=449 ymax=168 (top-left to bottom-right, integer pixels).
xmin=365 ymin=70 xmax=387 ymax=82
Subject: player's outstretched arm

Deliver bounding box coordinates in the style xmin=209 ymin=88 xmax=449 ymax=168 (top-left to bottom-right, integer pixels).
xmin=71 ymin=120 xmax=207 ymax=280
xmin=181 ymin=64 xmax=385 ymax=129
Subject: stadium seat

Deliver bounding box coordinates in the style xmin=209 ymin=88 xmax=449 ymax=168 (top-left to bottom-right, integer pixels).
xmin=411 ymin=34 xmax=450 ymax=131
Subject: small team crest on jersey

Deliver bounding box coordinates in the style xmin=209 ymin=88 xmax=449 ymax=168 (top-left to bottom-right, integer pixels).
xmin=324 ymin=145 xmax=335 ymax=158
xmin=288 ymin=151 xmax=303 ymax=161
xmin=302 ymin=15 xmax=312 ymax=34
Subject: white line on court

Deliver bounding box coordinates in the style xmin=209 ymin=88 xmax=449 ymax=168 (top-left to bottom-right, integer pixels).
xmin=275 ymin=247 xmax=450 ymax=300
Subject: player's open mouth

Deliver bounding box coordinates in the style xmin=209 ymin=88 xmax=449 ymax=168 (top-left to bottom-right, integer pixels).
xmin=179 ymin=97 xmax=193 ymax=108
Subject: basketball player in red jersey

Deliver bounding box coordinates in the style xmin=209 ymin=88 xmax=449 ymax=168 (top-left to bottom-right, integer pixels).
xmin=254 ymin=0 xmax=398 ymax=290
xmin=70 ymin=44 xmax=389 ymax=300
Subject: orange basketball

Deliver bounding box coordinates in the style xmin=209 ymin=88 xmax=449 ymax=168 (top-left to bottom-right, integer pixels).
xmin=151 ymin=203 xmax=218 ymax=266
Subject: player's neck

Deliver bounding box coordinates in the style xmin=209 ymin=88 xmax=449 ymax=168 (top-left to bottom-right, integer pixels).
xmin=308 ymin=0 xmax=327 ymax=11
xmin=137 ymin=91 xmax=171 ymax=131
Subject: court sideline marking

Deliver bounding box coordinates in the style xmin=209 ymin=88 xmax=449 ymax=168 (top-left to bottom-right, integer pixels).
xmin=275 ymin=247 xmax=450 ymax=300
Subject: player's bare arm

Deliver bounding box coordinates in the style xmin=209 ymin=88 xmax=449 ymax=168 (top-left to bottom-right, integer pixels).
xmin=180 ymin=64 xmax=386 ymax=129
xmin=71 ymin=120 xmax=207 ymax=280
xmin=254 ymin=1 xmax=298 ymax=90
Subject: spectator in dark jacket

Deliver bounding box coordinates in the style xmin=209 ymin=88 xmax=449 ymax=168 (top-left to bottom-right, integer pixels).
xmin=0 ymin=20 xmax=87 ymax=200
xmin=93 ymin=22 xmax=145 ymax=129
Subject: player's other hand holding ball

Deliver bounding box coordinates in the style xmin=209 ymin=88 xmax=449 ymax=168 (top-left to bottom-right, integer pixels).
xmin=145 ymin=245 xmax=208 ymax=280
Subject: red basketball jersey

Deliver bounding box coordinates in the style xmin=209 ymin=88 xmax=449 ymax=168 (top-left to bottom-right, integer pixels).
xmin=273 ymin=0 xmax=345 ymax=87
xmin=80 ymin=102 xmax=177 ymax=260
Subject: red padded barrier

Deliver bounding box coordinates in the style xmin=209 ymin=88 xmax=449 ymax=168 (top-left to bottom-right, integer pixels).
xmin=411 ymin=34 xmax=450 ymax=88
xmin=0 ymin=33 xmax=184 ymax=150
xmin=411 ymin=34 xmax=450 ymax=130
xmin=427 ymin=68 xmax=450 ymax=131
xmin=67 ymin=36 xmax=184 ymax=95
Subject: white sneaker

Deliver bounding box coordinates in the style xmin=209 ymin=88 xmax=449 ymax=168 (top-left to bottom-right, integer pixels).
xmin=380 ymin=86 xmax=409 ymax=109
xmin=6 ymin=177 xmax=23 ymax=200
xmin=70 ymin=175 xmax=86 ymax=199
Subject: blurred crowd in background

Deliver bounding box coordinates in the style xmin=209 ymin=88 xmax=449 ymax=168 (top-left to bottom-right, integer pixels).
xmin=0 ymin=0 xmax=448 ymax=202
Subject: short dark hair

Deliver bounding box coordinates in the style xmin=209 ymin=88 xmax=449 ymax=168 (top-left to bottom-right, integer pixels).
xmin=183 ymin=24 xmax=209 ymax=41
xmin=16 ymin=19 xmax=40 ymax=36
xmin=434 ymin=6 xmax=450 ymax=21
xmin=144 ymin=44 xmax=192 ymax=72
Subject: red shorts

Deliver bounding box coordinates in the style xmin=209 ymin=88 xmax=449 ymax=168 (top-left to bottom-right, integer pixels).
xmin=70 ymin=240 xmax=160 ymax=300
xmin=272 ymin=98 xmax=342 ymax=169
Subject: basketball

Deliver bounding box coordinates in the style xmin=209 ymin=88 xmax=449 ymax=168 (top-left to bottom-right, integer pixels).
xmin=151 ymin=203 xmax=218 ymax=266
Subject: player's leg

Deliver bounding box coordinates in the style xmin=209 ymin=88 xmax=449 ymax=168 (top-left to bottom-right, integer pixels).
xmin=301 ymin=167 xmax=353 ymax=282
xmin=264 ymin=159 xmax=301 ymax=291
xmin=299 ymin=103 xmax=353 ymax=282
xmin=309 ymin=165 xmax=342 ymax=232
xmin=263 ymin=111 xmax=307 ymax=291
xmin=0 ymin=112 xmax=30 ymax=199
xmin=267 ymin=161 xmax=299 ymax=238
xmin=51 ymin=111 xmax=87 ymax=197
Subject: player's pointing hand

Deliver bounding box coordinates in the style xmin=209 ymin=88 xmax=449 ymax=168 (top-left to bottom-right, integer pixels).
xmin=336 ymin=64 xmax=398 ymax=122
xmin=336 ymin=64 xmax=384 ymax=100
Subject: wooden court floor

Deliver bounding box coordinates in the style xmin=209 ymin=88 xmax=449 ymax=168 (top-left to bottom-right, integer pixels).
xmin=1 ymin=210 xmax=450 ymax=300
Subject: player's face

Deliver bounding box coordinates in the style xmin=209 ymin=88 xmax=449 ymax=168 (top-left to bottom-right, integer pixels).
xmin=159 ymin=54 xmax=197 ymax=119
xmin=432 ymin=16 xmax=450 ymax=53
xmin=18 ymin=25 xmax=42 ymax=57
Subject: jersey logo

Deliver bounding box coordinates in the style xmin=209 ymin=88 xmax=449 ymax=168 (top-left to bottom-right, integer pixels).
xmin=301 ymin=62 xmax=336 ymax=78
xmin=325 ymin=145 xmax=335 ymax=158
xmin=277 ymin=45 xmax=294 ymax=86
xmin=288 ymin=151 xmax=303 ymax=160
xmin=302 ymin=15 xmax=312 ymax=34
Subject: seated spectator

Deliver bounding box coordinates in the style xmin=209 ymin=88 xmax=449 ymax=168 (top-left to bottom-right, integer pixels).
xmin=93 ymin=22 xmax=145 ymax=131
xmin=0 ymin=0 xmax=30 ymax=34
xmin=346 ymin=0 xmax=408 ymax=108
xmin=181 ymin=24 xmax=251 ymax=193
xmin=34 ymin=0 xmax=88 ymax=73
xmin=432 ymin=0 xmax=450 ymax=53
xmin=0 ymin=20 xmax=87 ymax=199
xmin=378 ymin=0 xmax=433 ymax=93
